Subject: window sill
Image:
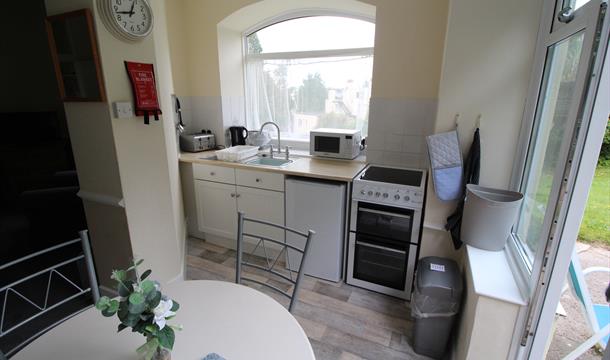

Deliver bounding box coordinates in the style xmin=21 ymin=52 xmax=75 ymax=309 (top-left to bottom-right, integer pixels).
xmin=466 ymin=245 xmax=528 ymax=306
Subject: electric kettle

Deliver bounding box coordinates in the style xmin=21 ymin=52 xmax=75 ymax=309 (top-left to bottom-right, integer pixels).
xmin=229 ymin=126 xmax=248 ymax=146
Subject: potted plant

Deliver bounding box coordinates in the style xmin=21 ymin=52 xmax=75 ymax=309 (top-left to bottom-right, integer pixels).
xmin=95 ymin=259 xmax=181 ymax=360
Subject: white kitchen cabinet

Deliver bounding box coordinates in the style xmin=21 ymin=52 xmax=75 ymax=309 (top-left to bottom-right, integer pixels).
xmin=236 ymin=169 xmax=284 ymax=192
xmin=194 ymin=180 xmax=237 ymax=239
xmin=193 ymin=163 xmax=235 ymax=184
xmin=236 ymin=185 xmax=285 ymax=248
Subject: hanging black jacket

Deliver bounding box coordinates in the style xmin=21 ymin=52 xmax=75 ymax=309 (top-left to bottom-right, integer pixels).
xmin=445 ymin=128 xmax=480 ymax=249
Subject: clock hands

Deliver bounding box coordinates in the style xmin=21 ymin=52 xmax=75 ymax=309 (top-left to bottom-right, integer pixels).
xmin=128 ymin=1 xmax=135 ymax=17
xmin=116 ymin=1 xmax=135 ymax=17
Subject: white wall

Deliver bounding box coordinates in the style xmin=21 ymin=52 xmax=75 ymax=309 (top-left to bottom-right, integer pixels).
xmin=92 ymin=0 xmax=184 ymax=283
xmin=46 ymin=0 xmax=185 ymax=284
xmin=426 ymin=0 xmax=543 ymax=229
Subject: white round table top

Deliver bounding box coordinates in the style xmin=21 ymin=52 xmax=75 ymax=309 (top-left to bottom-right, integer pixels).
xmin=12 ymin=280 xmax=315 ymax=360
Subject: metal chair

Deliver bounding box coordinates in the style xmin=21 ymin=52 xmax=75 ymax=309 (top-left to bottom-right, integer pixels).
xmin=0 ymin=230 xmax=99 ymax=357
xmin=235 ymin=212 xmax=315 ymax=313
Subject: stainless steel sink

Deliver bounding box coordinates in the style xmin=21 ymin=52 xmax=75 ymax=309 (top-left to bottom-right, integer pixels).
xmin=244 ymin=157 xmax=293 ymax=167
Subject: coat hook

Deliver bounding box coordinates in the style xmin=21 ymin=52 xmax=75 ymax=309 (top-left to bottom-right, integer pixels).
xmin=475 ymin=114 xmax=482 ymax=129
xmin=454 ymin=113 xmax=460 ymax=129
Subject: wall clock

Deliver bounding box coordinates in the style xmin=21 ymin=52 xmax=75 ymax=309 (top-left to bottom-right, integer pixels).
xmin=98 ymin=0 xmax=154 ymax=42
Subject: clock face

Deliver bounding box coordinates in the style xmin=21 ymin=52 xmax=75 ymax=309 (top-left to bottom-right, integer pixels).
xmin=110 ymin=0 xmax=152 ymax=37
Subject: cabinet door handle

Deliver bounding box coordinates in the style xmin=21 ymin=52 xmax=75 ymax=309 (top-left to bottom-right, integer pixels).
xmin=236 ymin=194 xmax=241 ymax=198
xmin=230 ymin=193 xmax=236 ymax=198
xmin=210 ymin=172 xmax=215 ymax=176
xmin=255 ymin=178 xmax=261 ymax=182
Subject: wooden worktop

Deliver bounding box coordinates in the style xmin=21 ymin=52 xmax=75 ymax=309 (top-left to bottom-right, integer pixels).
xmin=179 ymin=150 xmax=367 ymax=182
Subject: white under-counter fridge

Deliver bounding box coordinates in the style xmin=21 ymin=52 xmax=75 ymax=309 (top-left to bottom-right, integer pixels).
xmin=285 ymin=177 xmax=346 ymax=282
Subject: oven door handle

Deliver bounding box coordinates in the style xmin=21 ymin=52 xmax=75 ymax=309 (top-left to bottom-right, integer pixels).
xmin=356 ymin=241 xmax=407 ymax=254
xmin=359 ymin=207 xmax=412 ymax=220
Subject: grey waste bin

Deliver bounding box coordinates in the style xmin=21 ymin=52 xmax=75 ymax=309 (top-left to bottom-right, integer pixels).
xmin=461 ymin=184 xmax=524 ymax=251
xmin=412 ymin=257 xmax=463 ymax=359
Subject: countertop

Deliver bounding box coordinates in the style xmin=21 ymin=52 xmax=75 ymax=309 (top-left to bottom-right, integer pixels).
xmin=179 ymin=150 xmax=367 ymax=182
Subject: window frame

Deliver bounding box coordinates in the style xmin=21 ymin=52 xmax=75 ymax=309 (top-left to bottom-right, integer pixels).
xmin=241 ymin=12 xmax=375 ymax=149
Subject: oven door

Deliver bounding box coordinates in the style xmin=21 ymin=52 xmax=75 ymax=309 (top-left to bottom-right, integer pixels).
xmin=353 ymin=233 xmax=408 ymax=289
xmin=347 ymin=232 xmax=418 ymax=299
xmin=351 ymin=201 xmax=415 ymax=243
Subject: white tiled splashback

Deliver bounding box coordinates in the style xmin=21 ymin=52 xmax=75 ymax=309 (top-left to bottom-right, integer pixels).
xmin=366 ymin=98 xmax=437 ymax=169
xmin=174 ymin=95 xmax=237 ymax=147
xmin=175 ymin=95 xmax=437 ymax=168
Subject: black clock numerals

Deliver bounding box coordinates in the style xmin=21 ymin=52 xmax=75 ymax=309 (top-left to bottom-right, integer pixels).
xmin=115 ymin=0 xmax=121 ymax=5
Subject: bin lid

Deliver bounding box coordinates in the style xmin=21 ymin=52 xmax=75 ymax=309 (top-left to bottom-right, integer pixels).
xmin=416 ymin=257 xmax=463 ymax=300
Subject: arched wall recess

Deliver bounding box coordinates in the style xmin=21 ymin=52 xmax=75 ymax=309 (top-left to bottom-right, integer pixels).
xmin=215 ymin=0 xmax=376 ymax=146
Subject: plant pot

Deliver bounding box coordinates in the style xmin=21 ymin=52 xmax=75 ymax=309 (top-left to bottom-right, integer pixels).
xmin=152 ymin=348 xmax=171 ymax=360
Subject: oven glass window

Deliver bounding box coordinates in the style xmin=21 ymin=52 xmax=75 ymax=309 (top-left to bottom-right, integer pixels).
xmin=353 ymin=234 xmax=408 ymax=290
xmin=315 ymin=136 xmax=340 ymax=153
xmin=356 ymin=203 xmax=413 ymax=242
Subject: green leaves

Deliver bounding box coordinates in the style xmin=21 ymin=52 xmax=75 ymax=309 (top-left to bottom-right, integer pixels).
xmin=96 ymin=296 xmax=119 ymax=317
xmin=140 ymin=280 xmax=155 ymax=294
xmin=157 ymin=326 xmax=175 ymax=350
xmin=140 ymin=269 xmax=152 ymax=281
xmin=111 ymin=269 xmax=127 ymax=282
xmin=96 ymin=259 xmax=180 ymax=356
xmin=95 ymin=296 xmax=111 ymax=310
xmin=170 ymin=300 xmax=180 ymax=312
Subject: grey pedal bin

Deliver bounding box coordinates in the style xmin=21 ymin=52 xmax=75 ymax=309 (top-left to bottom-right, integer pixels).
xmin=411 ymin=257 xmax=463 ymax=359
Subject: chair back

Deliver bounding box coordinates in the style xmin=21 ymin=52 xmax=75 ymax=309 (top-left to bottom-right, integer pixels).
xmin=236 ymin=212 xmax=315 ymax=313
xmin=0 ymin=230 xmax=99 ymax=357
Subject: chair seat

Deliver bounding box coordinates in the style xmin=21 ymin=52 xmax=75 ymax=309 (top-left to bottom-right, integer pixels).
xmin=593 ymin=304 xmax=610 ymax=345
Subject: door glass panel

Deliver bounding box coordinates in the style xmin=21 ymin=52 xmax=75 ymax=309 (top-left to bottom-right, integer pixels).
xmin=514 ymin=31 xmax=585 ymax=261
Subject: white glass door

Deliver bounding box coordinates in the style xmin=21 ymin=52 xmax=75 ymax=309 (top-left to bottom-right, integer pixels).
xmin=508 ymin=0 xmax=609 ymax=358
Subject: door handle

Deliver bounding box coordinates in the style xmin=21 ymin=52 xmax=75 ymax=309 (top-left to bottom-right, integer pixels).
xmin=230 ymin=193 xmax=236 ymax=198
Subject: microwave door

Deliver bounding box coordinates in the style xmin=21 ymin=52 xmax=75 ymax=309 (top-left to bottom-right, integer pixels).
xmin=315 ymin=136 xmax=340 ymax=154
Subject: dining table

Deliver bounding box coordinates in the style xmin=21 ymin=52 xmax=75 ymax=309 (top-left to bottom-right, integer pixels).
xmin=12 ymin=280 xmax=315 ymax=360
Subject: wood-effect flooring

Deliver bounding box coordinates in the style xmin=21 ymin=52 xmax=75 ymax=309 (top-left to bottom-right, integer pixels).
xmin=186 ymin=238 xmax=435 ymax=360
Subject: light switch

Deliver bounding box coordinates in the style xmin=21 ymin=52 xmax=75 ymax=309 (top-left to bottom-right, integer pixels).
xmin=113 ymin=101 xmax=134 ymax=118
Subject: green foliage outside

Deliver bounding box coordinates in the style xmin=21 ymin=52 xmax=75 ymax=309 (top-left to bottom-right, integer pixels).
xmin=597 ymin=119 xmax=610 ymax=165
xmin=579 ymin=163 xmax=610 ymax=246
xmin=297 ymin=73 xmax=328 ymax=114
xmin=95 ymin=260 xmax=181 ymax=360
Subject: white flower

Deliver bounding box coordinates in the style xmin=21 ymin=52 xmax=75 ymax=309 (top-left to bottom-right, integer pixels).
xmin=152 ymin=299 xmax=175 ymax=330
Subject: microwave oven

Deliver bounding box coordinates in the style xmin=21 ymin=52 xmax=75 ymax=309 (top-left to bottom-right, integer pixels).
xmin=310 ymin=128 xmax=362 ymax=159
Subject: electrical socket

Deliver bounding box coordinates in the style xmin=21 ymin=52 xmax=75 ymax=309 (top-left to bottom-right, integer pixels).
xmin=113 ymin=101 xmax=134 ymax=118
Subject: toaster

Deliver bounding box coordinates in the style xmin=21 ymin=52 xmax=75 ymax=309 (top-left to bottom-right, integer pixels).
xmin=180 ymin=132 xmax=216 ymax=152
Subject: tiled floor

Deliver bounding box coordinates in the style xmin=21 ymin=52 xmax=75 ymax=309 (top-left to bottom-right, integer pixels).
xmin=187 ymin=238 xmax=433 ymax=360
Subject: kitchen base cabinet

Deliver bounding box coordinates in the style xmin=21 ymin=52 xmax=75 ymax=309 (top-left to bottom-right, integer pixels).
xmin=193 ymin=166 xmax=286 ymax=254
xmin=237 ymin=186 xmax=285 ymax=251
xmin=195 ymin=180 xmax=237 ymax=239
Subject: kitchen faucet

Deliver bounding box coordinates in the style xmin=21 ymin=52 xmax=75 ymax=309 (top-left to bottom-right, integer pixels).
xmin=259 ymin=121 xmax=281 ymax=157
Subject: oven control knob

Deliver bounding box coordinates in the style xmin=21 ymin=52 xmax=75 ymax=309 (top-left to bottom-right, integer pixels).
xmin=404 ymin=195 xmax=411 ymax=201
xmin=367 ymin=191 xmax=373 ymax=196
xmin=375 ymin=192 xmax=381 ymax=197
xmin=360 ymin=190 xmax=366 ymax=195
xmin=394 ymin=194 xmax=401 ymax=200
xmin=383 ymin=193 xmax=389 ymax=198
